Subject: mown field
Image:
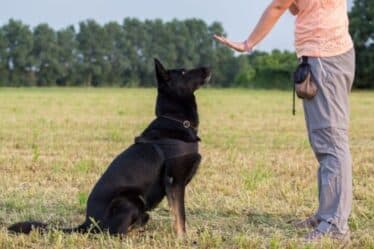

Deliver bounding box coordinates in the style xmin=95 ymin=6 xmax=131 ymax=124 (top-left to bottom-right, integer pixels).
xmin=0 ymin=88 xmax=373 ymax=249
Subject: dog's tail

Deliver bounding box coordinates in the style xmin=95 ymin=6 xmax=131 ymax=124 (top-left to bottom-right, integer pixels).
xmin=8 ymin=221 xmax=90 ymax=234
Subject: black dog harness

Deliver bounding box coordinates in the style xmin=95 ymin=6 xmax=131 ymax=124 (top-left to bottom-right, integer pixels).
xmin=134 ymin=116 xmax=199 ymax=204
xmin=134 ymin=116 xmax=199 ymax=161
xmin=135 ymin=137 xmax=198 ymax=161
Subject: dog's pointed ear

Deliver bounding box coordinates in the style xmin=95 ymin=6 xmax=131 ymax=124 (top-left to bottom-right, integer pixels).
xmin=154 ymin=58 xmax=169 ymax=83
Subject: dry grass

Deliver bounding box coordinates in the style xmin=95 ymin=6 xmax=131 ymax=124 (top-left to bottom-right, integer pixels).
xmin=0 ymin=88 xmax=373 ymax=249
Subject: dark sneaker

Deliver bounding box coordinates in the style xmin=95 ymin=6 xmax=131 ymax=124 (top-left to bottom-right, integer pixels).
xmin=292 ymin=216 xmax=320 ymax=229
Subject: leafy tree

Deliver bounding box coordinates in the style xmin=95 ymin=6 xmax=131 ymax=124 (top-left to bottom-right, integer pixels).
xmin=103 ymin=22 xmax=127 ymax=85
xmin=0 ymin=27 xmax=7 ymax=85
xmin=32 ymin=24 xmax=60 ymax=86
xmin=77 ymin=20 xmax=110 ymax=86
xmin=2 ymin=19 xmax=33 ymax=86
xmin=1 ymin=16 xmax=369 ymax=89
xmin=244 ymin=50 xmax=296 ymax=89
xmin=183 ymin=19 xmax=208 ymax=67
xmin=141 ymin=19 xmax=166 ymax=85
xmin=56 ymin=26 xmax=77 ymax=86
xmin=208 ymin=21 xmax=235 ymax=86
xmin=349 ymin=0 xmax=374 ymax=88
xmin=122 ymin=18 xmax=148 ymax=86
xmin=234 ymin=55 xmax=256 ymax=87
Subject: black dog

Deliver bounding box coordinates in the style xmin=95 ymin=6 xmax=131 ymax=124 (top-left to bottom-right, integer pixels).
xmin=8 ymin=59 xmax=211 ymax=237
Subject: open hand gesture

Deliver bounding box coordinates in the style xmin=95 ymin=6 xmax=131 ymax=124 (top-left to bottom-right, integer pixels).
xmin=213 ymin=34 xmax=252 ymax=53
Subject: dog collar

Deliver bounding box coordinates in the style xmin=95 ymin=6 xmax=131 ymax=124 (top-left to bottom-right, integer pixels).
xmin=159 ymin=115 xmax=196 ymax=130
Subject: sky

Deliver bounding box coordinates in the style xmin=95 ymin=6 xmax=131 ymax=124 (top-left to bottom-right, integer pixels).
xmin=0 ymin=0 xmax=353 ymax=52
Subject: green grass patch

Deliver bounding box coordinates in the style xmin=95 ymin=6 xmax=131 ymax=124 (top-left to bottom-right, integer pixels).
xmin=0 ymin=88 xmax=373 ymax=248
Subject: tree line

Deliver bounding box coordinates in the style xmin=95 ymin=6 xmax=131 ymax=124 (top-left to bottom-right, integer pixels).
xmin=0 ymin=18 xmax=298 ymax=88
xmin=0 ymin=0 xmax=372 ymax=88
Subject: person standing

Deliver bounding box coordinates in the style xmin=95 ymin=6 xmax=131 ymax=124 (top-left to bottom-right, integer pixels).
xmin=214 ymin=0 xmax=355 ymax=244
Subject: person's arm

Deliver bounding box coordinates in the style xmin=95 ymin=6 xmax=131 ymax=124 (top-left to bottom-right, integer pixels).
xmin=213 ymin=0 xmax=295 ymax=53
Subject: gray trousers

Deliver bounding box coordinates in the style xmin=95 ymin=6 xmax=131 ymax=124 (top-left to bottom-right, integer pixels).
xmin=303 ymin=48 xmax=355 ymax=233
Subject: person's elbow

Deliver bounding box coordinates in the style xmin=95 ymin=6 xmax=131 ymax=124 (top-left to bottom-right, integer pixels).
xmin=289 ymin=6 xmax=299 ymax=16
xmin=270 ymin=0 xmax=294 ymax=12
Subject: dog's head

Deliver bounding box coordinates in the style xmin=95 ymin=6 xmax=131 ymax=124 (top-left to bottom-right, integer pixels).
xmin=154 ymin=58 xmax=211 ymax=97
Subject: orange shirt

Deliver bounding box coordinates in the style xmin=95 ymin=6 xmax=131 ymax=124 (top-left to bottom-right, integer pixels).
xmin=294 ymin=0 xmax=353 ymax=57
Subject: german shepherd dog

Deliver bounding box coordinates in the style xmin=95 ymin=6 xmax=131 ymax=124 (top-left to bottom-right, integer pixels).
xmin=8 ymin=59 xmax=211 ymax=237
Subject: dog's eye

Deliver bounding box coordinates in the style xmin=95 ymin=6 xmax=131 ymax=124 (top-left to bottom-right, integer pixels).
xmin=181 ymin=70 xmax=186 ymax=75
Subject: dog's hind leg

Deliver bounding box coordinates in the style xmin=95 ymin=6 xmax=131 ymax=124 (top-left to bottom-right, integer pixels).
xmin=104 ymin=197 xmax=143 ymax=236
xmin=108 ymin=213 xmax=136 ymax=236
xmin=132 ymin=212 xmax=149 ymax=228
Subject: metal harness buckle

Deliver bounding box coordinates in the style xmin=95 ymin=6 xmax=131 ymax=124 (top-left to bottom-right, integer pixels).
xmin=183 ymin=120 xmax=191 ymax=128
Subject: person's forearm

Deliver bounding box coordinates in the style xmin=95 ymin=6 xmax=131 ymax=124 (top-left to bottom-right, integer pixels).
xmin=245 ymin=0 xmax=293 ymax=48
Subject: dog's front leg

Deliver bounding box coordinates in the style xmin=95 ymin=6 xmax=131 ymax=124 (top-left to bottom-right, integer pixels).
xmin=165 ymin=180 xmax=186 ymax=237
xmin=164 ymin=155 xmax=201 ymax=237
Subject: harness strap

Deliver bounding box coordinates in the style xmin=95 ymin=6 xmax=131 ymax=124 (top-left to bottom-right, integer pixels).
xmin=151 ymin=141 xmax=165 ymax=162
xmin=135 ymin=136 xmax=198 ymax=160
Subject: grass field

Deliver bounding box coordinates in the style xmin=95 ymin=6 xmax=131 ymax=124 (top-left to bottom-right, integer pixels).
xmin=0 ymin=88 xmax=373 ymax=249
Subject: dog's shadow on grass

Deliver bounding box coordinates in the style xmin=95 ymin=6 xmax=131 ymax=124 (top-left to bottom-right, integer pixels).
xmin=186 ymin=208 xmax=296 ymax=232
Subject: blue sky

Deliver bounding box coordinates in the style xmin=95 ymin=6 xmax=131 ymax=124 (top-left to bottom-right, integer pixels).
xmin=0 ymin=0 xmax=353 ymax=52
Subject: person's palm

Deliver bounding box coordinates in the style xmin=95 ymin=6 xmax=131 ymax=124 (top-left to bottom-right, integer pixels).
xmin=213 ymin=35 xmax=250 ymax=53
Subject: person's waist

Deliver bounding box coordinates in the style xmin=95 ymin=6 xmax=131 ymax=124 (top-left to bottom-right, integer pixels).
xmin=295 ymin=40 xmax=353 ymax=58
xmin=294 ymin=27 xmax=353 ymax=55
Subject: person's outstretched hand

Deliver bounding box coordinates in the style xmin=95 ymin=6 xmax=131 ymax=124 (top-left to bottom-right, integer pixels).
xmin=213 ymin=34 xmax=252 ymax=53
